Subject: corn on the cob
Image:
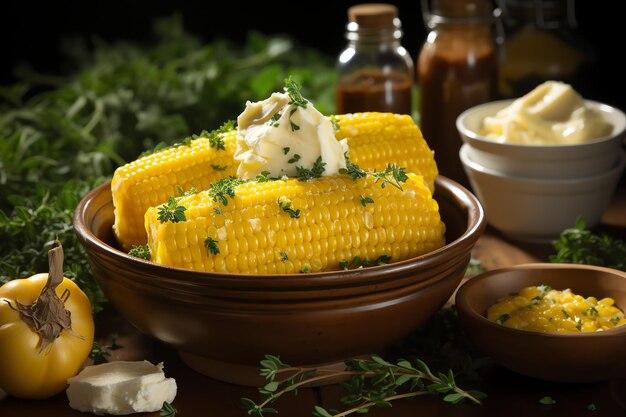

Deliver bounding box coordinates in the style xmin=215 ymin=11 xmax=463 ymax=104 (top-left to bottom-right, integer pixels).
xmin=113 ymin=113 xmax=437 ymax=250
xmin=111 ymin=131 xmax=238 ymax=250
xmin=145 ymin=174 xmax=445 ymax=274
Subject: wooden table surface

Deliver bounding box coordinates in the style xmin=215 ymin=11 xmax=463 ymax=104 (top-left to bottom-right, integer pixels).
xmin=2 ymin=182 xmax=625 ymax=417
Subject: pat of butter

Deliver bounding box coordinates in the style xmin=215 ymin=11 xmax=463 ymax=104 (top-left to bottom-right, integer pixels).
xmin=66 ymin=360 xmax=177 ymax=415
xmin=234 ymin=91 xmax=348 ymax=179
xmin=482 ymin=81 xmax=612 ymax=145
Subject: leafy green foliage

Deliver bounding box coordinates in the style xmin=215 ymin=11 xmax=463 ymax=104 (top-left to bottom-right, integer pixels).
xmin=339 ymin=162 xmax=408 ymax=191
xmin=539 ymin=396 xmax=556 ymax=405
xmin=89 ymin=336 xmax=122 ymax=365
xmin=0 ymin=15 xmax=335 ymax=313
xmin=240 ymin=354 xmax=486 ymax=417
xmin=204 ymin=237 xmax=220 ymax=255
xmin=550 ymin=218 xmax=626 ymax=271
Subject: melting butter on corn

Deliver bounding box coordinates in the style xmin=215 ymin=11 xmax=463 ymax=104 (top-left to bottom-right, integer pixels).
xmin=488 ymin=285 xmax=626 ymax=333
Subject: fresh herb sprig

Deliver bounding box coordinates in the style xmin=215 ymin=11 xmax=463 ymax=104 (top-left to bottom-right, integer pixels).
xmin=208 ymin=177 xmax=247 ymax=206
xmin=550 ymin=217 xmax=626 ymax=271
xmin=296 ymin=157 xmax=326 ymax=181
xmin=277 ymin=198 xmax=300 ymax=218
xmin=339 ymin=255 xmax=391 ymax=270
xmin=339 ymin=162 xmax=408 ymax=191
xmin=157 ymin=197 xmax=187 ymax=223
xmin=160 ymin=401 xmax=178 ymax=417
xmin=204 ymin=237 xmax=220 ymax=255
xmin=284 ymin=76 xmax=309 ymax=108
xmin=241 ymin=354 xmax=486 ymax=417
xmin=128 ymin=244 xmax=151 ymax=260
xmin=89 ymin=336 xmax=122 ymax=365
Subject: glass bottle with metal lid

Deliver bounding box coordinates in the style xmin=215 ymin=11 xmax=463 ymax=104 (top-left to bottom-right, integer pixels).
xmin=336 ymin=3 xmax=414 ymax=115
xmin=417 ymin=0 xmax=501 ymax=186
xmin=497 ymin=0 xmax=596 ymax=99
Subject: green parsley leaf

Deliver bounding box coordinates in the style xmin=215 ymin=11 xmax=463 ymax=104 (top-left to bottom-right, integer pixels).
xmin=256 ymin=171 xmax=274 ymax=182
xmin=290 ymin=121 xmax=300 ymax=131
xmin=360 ymin=195 xmax=374 ymax=207
xmin=213 ymin=207 xmax=222 ymax=215
xmin=177 ymin=185 xmax=198 ymax=196
xmin=280 ymin=251 xmax=288 ymax=262
xmin=128 ymin=244 xmax=150 ymax=260
xmin=204 ymin=237 xmax=220 ymax=255
xmin=160 ymin=401 xmax=177 ymax=417
xmin=211 ymin=164 xmax=227 ymax=171
xmin=300 ymin=265 xmax=311 ymax=273
xmin=277 ymin=198 xmax=300 ymax=218
xmin=288 ymin=154 xmax=301 ymax=164
xmin=157 ymin=197 xmax=187 ymax=223
xmin=329 ymin=115 xmax=340 ymax=132
xmin=283 ymin=147 xmax=290 ymax=155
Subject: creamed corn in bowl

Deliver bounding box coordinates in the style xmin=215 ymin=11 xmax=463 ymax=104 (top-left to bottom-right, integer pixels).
xmin=487 ymin=284 xmax=626 ymax=334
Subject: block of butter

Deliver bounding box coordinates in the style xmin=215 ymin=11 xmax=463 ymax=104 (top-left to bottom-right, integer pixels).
xmin=66 ymin=360 xmax=177 ymax=415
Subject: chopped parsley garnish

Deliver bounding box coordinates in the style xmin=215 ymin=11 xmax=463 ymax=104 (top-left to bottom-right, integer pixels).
xmin=211 ymin=164 xmax=227 ymax=171
xmin=329 ymin=115 xmax=340 ymax=132
xmin=562 ymin=309 xmax=570 ymax=319
xmin=610 ymin=316 xmax=621 ymax=325
xmin=283 ymin=77 xmax=308 ymax=108
xmin=256 ymin=171 xmax=274 ymax=182
xmin=177 ymin=185 xmax=198 ymax=197
xmin=360 ymin=195 xmax=374 ymax=207
xmin=290 ymin=121 xmax=300 ymax=131
xmin=283 ymin=147 xmax=290 ymax=155
xmin=296 ymin=157 xmax=326 ymax=181
xmin=287 ymin=154 xmax=301 ymax=164
xmin=205 ymin=119 xmax=235 ymax=150
xmin=277 ymin=198 xmax=300 ymax=218
xmin=575 ymin=318 xmax=583 ymax=331
xmin=583 ymin=306 xmax=598 ymax=316
xmin=204 ymin=237 xmax=220 ymax=255
xmin=339 ymin=255 xmax=391 ymax=270
xmin=299 ymin=265 xmax=311 ymax=273
xmin=128 ymin=244 xmax=150 ymax=260
xmin=495 ymin=313 xmax=511 ymax=324
xmin=208 ymin=177 xmax=247 ymax=206
xmin=280 ymin=251 xmax=288 ymax=262
xmin=213 ymin=207 xmax=222 ymax=215
xmin=157 ymin=196 xmax=187 ymax=223
xmin=270 ymin=112 xmax=281 ymax=127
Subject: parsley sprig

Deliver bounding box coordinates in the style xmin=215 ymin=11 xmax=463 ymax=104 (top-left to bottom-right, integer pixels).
xmin=204 ymin=237 xmax=220 ymax=255
xmin=157 ymin=197 xmax=187 ymax=223
xmin=283 ymin=76 xmax=308 ymax=108
xmin=241 ymin=354 xmax=486 ymax=417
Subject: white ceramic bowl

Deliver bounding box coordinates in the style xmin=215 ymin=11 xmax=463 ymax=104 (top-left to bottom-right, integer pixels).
xmin=460 ymin=143 xmax=626 ymax=243
xmin=456 ymin=99 xmax=626 ymax=179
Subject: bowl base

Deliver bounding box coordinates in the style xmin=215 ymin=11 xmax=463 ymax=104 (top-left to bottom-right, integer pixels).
xmin=179 ymin=351 xmax=353 ymax=387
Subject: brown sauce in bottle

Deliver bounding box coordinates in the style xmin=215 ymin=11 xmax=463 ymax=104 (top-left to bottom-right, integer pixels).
xmin=336 ymin=70 xmax=413 ymax=115
xmin=418 ymin=32 xmax=498 ymax=186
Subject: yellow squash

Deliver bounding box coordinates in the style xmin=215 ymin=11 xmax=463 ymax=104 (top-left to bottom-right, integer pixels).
xmin=0 ymin=244 xmax=94 ymax=399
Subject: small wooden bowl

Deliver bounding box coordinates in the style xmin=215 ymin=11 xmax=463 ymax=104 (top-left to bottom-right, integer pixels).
xmin=74 ymin=176 xmax=485 ymax=385
xmin=456 ymin=263 xmax=626 ymax=383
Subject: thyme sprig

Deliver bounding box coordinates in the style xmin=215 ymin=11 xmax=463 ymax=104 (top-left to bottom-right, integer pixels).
xmin=157 ymin=196 xmax=187 ymax=223
xmin=208 ymin=177 xmax=247 ymax=206
xmin=340 ymin=162 xmax=408 ymax=191
xmin=277 ymin=198 xmax=300 ymax=218
xmin=128 ymin=244 xmax=150 ymax=260
xmin=296 ymin=157 xmax=326 ymax=181
xmin=204 ymin=237 xmax=220 ymax=255
xmin=284 ymin=76 xmax=308 ymax=108
xmin=241 ymin=355 xmax=486 ymax=417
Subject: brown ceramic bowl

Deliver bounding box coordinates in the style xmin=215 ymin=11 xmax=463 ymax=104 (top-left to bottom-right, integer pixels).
xmin=456 ymin=263 xmax=626 ymax=383
xmin=73 ymin=176 xmax=484 ymax=385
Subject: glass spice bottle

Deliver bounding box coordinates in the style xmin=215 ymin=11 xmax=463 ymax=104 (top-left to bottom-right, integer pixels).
xmin=336 ymin=3 xmax=414 ymax=115
xmin=417 ymin=0 xmax=500 ymax=186
xmin=498 ymin=0 xmax=596 ymax=99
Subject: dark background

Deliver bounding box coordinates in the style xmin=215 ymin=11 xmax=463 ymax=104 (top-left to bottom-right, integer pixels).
xmin=2 ymin=0 xmax=622 ymax=109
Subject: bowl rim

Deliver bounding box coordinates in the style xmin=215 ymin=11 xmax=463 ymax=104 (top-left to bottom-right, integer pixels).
xmin=456 ymin=98 xmax=626 ymax=150
xmin=73 ymin=175 xmax=486 ymax=285
xmin=460 ymin=143 xmax=626 ymax=186
xmin=455 ymin=262 xmax=626 ymax=339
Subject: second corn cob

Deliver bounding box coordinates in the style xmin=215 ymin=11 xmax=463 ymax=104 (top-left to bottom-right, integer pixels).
xmin=145 ymin=173 xmax=445 ymax=274
xmin=113 ymin=112 xmax=438 ymax=250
